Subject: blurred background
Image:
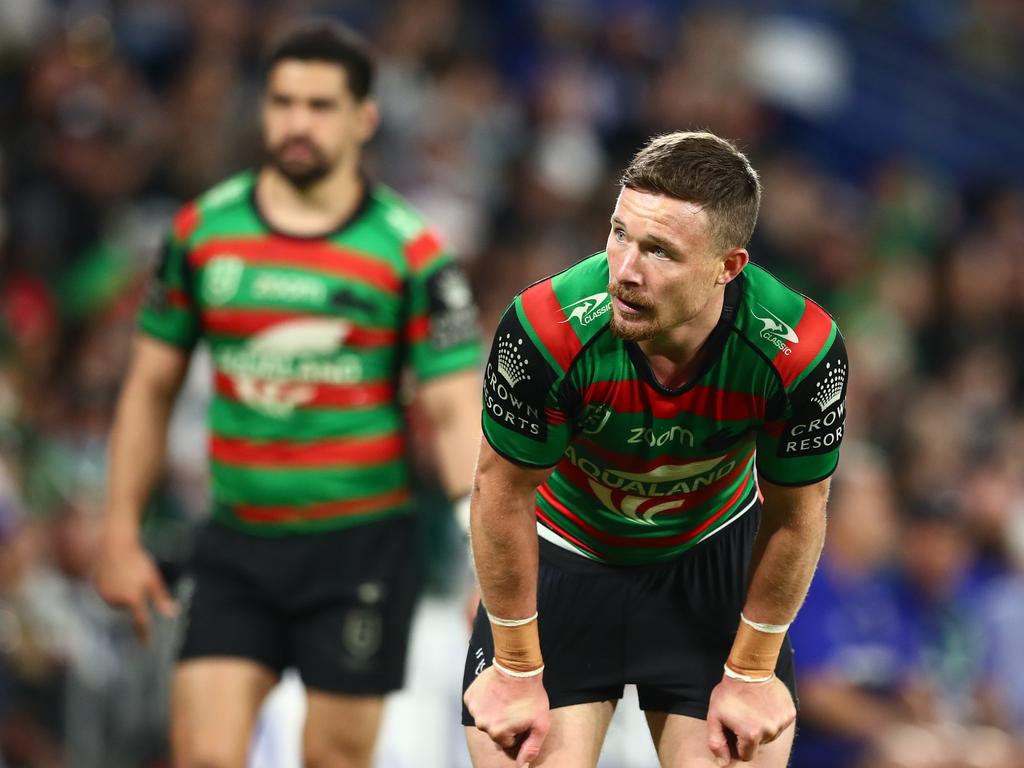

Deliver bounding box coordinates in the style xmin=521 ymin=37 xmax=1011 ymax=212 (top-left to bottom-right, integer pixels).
xmin=0 ymin=0 xmax=1022 ymax=766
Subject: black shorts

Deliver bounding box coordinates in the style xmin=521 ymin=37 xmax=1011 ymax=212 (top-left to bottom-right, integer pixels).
xmin=462 ymin=506 xmax=796 ymax=723
xmin=178 ymin=514 xmax=421 ymax=695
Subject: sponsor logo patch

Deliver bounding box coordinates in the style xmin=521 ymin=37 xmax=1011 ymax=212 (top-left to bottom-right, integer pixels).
xmin=778 ymin=336 xmax=848 ymax=457
xmin=483 ymin=310 xmax=553 ymax=442
xmin=751 ymin=303 xmax=799 ymax=356
xmin=561 ymin=292 xmax=611 ymax=327
xmin=426 ymin=263 xmax=478 ymax=351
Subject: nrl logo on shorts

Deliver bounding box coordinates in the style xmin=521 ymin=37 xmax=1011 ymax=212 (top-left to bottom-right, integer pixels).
xmin=561 ymin=292 xmax=611 ymax=327
xmin=202 ymin=256 xmax=245 ymax=306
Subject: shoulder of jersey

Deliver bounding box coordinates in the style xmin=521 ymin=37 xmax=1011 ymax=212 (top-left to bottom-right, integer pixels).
xmin=733 ymin=262 xmax=839 ymax=386
xmin=514 ymin=252 xmax=610 ymax=373
xmin=172 ymin=172 xmax=255 ymax=243
xmin=368 ymin=183 xmax=447 ymax=271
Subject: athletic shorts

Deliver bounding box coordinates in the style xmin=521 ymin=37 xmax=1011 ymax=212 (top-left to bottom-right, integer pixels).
xmin=462 ymin=505 xmax=796 ymax=722
xmin=178 ymin=514 xmax=421 ymax=695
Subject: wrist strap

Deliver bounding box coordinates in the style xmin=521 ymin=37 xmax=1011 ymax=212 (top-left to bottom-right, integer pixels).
xmin=487 ymin=611 xmax=538 ymax=628
xmin=493 ymin=658 xmax=544 ymax=679
xmin=740 ymin=612 xmax=791 ymax=634
xmin=723 ymin=663 xmax=775 ymax=684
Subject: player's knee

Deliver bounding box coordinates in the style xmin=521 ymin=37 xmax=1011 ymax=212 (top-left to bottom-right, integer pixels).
xmin=302 ymin=727 xmax=375 ymax=768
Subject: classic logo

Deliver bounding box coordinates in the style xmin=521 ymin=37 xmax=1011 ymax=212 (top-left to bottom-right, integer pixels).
xmin=565 ymin=446 xmax=734 ymax=524
xmin=215 ymin=318 xmax=362 ymax=417
xmin=202 ymin=256 xmax=245 ymax=306
xmin=751 ymin=303 xmax=799 ymax=356
xmin=561 ymin=292 xmax=611 ymax=327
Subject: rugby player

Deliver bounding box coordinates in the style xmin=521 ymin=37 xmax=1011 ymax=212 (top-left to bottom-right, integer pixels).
xmin=94 ymin=21 xmax=480 ymax=768
xmin=462 ymin=131 xmax=848 ymax=767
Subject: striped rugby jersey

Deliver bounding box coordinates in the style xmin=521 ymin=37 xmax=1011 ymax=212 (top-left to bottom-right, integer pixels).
xmin=482 ymin=252 xmax=847 ymax=565
xmin=140 ymin=172 xmax=480 ymax=534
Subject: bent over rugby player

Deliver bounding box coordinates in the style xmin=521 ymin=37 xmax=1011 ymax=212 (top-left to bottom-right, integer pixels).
xmin=462 ymin=131 xmax=847 ymax=767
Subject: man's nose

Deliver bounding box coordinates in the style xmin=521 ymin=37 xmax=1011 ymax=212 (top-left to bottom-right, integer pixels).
xmin=614 ymin=246 xmax=643 ymax=286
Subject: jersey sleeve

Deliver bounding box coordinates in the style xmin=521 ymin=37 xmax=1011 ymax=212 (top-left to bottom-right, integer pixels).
xmin=756 ymin=326 xmax=848 ymax=485
xmin=404 ymin=232 xmax=481 ymax=380
xmin=481 ymin=298 xmax=575 ymax=468
xmin=137 ymin=207 xmax=200 ymax=349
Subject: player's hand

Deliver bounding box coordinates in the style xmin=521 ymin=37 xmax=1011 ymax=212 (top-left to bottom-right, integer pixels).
xmin=93 ymin=534 xmax=177 ymax=644
xmin=706 ymin=674 xmax=795 ymax=765
xmin=464 ymin=664 xmax=550 ymax=767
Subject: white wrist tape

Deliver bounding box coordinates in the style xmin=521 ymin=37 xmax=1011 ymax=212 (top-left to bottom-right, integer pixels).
xmin=493 ymin=659 xmax=544 ymax=678
xmin=740 ymin=612 xmax=791 ymax=634
xmin=723 ymin=663 xmax=775 ymax=684
xmin=486 ymin=611 xmax=538 ymax=628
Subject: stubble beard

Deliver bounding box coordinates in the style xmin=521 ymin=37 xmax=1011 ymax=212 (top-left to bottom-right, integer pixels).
xmin=608 ymin=283 xmax=661 ymax=341
xmin=265 ymin=138 xmax=335 ymax=190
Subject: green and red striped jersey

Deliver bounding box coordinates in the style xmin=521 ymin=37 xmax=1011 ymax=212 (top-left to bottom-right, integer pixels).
xmin=139 ymin=172 xmax=480 ymax=534
xmin=482 ymin=252 xmax=847 ymax=565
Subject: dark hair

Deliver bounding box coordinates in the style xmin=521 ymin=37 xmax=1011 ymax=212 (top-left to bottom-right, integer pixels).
xmin=620 ymin=131 xmax=761 ymax=251
xmin=263 ymin=20 xmax=375 ymax=100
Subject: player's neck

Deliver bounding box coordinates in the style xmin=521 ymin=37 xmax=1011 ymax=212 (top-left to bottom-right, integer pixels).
xmin=256 ymin=163 xmax=364 ymax=237
xmin=638 ymin=288 xmax=725 ymax=389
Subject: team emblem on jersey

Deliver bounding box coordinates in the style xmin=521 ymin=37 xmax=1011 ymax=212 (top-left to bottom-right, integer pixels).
xmin=560 ymin=292 xmax=611 ymax=327
xmin=202 ymin=256 xmax=245 ymax=306
xmin=215 ymin=318 xmax=362 ymax=417
xmin=565 ymin=446 xmax=735 ymax=524
xmin=751 ymin=303 xmax=799 ymax=356
xmin=578 ymin=403 xmax=612 ymax=435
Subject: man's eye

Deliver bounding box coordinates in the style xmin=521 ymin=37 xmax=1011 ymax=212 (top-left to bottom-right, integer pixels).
xmin=614 ymin=229 xmax=626 ymax=243
xmin=653 ymin=247 xmax=668 ymax=259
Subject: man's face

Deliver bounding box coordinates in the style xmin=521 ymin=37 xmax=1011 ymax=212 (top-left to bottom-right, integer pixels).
xmin=261 ymin=60 xmax=376 ymax=188
xmin=606 ymin=187 xmax=727 ymax=342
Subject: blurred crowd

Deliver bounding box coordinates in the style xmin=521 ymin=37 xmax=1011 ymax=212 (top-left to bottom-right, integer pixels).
xmin=0 ymin=1 xmax=1022 ymax=767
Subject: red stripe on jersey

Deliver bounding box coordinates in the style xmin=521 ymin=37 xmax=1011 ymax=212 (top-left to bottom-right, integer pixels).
xmin=202 ymin=309 xmax=397 ymax=347
xmin=405 ymin=230 xmax=444 ymax=271
xmin=581 ymin=379 xmax=765 ymax=422
xmin=211 ymin=434 xmax=404 ymax=467
xmin=167 ymin=288 xmax=191 ymax=308
xmin=214 ymin=372 xmax=395 ymax=409
xmin=234 ymin=488 xmax=411 ymax=523
xmin=544 ymin=406 xmax=568 ymax=425
xmin=190 ymin=238 xmax=402 ymax=294
xmin=774 ymin=300 xmax=834 ymax=387
xmin=534 ymin=507 xmax=601 ymax=556
xmin=519 ymin=281 xmax=581 ymax=372
xmin=405 ymin=314 xmax=429 ymax=343
xmin=173 ymin=202 xmax=200 ymax=242
xmin=537 ymin=477 xmax=750 ymax=550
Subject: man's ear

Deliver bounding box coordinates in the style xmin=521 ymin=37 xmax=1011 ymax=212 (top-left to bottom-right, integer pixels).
xmin=717 ymin=247 xmax=749 ymax=285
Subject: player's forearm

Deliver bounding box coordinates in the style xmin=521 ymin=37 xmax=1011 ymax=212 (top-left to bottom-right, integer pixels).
xmin=104 ymin=372 xmax=179 ymax=540
xmin=742 ymin=499 xmax=826 ymax=624
xmin=419 ymin=370 xmax=481 ymax=499
xmin=727 ymin=478 xmax=829 ymax=679
xmin=470 ymin=470 xmax=539 ymax=620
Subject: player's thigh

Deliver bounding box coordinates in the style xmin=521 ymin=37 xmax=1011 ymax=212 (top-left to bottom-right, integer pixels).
xmin=303 ymin=690 xmax=385 ymax=768
xmin=171 ymin=657 xmax=278 ymax=768
xmin=645 ymin=711 xmax=794 ymax=768
xmin=465 ymin=701 xmax=617 ymax=768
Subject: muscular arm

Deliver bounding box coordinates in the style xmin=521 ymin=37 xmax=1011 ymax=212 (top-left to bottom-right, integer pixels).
xmin=470 ymin=439 xmax=553 ymax=619
xmin=416 ymin=370 xmax=481 ymax=499
xmin=742 ymin=476 xmax=830 ymax=625
xmin=105 ymin=335 xmax=191 ymax=538
xmin=95 ymin=335 xmax=190 ymax=641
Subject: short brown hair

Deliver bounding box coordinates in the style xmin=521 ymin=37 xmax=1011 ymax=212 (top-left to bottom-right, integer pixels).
xmin=620 ymin=131 xmax=761 ymax=251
